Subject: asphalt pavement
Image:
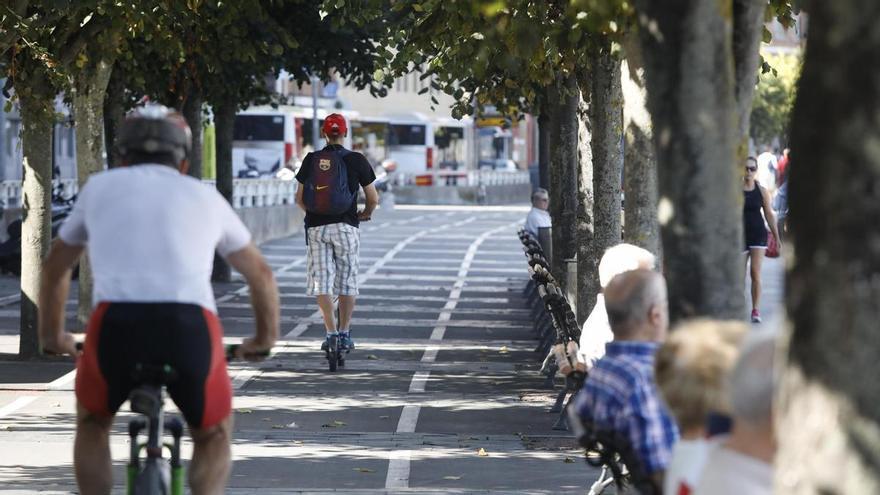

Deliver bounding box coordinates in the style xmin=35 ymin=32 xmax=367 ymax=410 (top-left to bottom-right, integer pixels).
xmin=0 ymin=206 xmax=601 ymax=494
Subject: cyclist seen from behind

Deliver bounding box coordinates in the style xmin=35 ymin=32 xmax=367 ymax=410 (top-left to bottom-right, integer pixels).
xmin=294 ymin=113 xmax=378 ymax=357
xmin=39 ymin=105 xmax=280 ymax=495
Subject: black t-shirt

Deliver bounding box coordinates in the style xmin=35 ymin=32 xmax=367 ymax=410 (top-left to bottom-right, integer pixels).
xmin=296 ymin=144 xmax=376 ymax=228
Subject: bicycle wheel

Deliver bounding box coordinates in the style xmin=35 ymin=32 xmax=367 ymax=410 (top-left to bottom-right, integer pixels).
xmin=328 ymin=334 xmax=339 ymax=372
xmin=132 ymin=458 xmax=171 ymax=494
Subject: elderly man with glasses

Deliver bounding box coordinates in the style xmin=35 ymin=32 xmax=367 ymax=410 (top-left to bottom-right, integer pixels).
xmin=524 ymin=188 xmax=552 ymax=238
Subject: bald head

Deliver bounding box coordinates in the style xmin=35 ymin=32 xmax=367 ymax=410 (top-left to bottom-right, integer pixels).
xmin=604 ymin=269 xmax=669 ymax=341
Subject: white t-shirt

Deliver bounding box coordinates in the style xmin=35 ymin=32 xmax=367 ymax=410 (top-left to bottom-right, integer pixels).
xmin=524 ymin=207 xmax=552 ymax=238
xmin=756 ymin=152 xmax=777 ymax=192
xmin=59 ymin=165 xmax=252 ymax=312
xmin=577 ymin=294 xmax=614 ymax=368
xmin=694 ymin=443 xmax=773 ymax=495
xmin=665 ymin=438 xmax=712 ymax=495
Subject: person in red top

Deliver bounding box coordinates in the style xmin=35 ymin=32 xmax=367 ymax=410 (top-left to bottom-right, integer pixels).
xmin=775 ymin=148 xmax=790 ymax=186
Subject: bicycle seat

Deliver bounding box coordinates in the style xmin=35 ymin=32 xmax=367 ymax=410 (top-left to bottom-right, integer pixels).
xmin=129 ymin=364 xmax=178 ymax=418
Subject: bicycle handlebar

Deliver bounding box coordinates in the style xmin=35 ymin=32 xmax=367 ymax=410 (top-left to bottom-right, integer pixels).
xmin=75 ymin=342 xmax=270 ymax=362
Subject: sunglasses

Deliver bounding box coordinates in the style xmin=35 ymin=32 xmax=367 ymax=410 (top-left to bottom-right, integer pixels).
xmin=745 ymin=166 xmax=757 ymax=172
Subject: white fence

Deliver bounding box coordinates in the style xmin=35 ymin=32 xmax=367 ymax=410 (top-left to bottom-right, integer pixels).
xmin=201 ymin=179 xmax=296 ymax=208
xmin=0 ymin=178 xmax=297 ymax=210
xmin=397 ymin=169 xmax=530 ymax=187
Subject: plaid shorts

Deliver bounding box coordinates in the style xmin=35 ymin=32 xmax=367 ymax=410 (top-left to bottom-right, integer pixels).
xmin=306 ymin=223 xmax=360 ymax=296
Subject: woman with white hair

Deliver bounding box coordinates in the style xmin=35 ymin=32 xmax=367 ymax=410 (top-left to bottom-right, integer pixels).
xmin=578 ymin=243 xmax=656 ymax=368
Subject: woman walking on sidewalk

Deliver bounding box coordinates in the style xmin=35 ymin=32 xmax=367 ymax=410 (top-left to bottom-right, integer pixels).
xmin=743 ymin=156 xmax=781 ymax=323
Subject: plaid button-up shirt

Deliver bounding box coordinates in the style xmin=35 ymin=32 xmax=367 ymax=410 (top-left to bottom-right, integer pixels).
xmin=573 ymin=340 xmax=679 ymax=474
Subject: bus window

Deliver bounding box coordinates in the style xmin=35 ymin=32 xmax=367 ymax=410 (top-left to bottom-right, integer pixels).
xmin=234 ymin=115 xmax=285 ymax=141
xmin=389 ymin=124 xmax=426 ymax=146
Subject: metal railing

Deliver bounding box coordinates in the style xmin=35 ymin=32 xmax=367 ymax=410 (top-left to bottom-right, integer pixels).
xmin=397 ymin=169 xmax=530 ymax=187
xmin=0 ymin=178 xmax=297 ymax=210
xmin=202 ymin=179 xmax=297 ymax=208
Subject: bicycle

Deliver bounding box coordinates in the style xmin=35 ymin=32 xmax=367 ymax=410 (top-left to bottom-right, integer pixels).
xmin=76 ymin=342 xmax=266 ymax=494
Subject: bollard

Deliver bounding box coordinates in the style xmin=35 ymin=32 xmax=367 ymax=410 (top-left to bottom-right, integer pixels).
xmin=537 ymin=226 xmax=552 ymax=268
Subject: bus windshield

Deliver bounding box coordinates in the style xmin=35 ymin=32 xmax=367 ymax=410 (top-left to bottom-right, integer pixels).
xmin=234 ymin=115 xmax=285 ymax=141
xmin=389 ymin=124 xmax=426 ymax=146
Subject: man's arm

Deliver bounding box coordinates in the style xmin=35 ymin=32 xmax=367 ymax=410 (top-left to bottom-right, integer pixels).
xmin=225 ymin=244 xmax=280 ymax=360
xmin=295 ymin=181 xmax=306 ymax=212
xmin=358 ymin=183 xmax=379 ymax=221
xmin=39 ymin=239 xmax=85 ymax=355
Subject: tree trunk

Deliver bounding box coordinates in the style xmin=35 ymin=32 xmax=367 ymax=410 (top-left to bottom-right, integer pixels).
xmin=633 ymin=0 xmax=744 ymax=321
xmin=19 ymin=95 xmax=54 ymax=358
xmin=74 ymin=58 xmax=114 ymax=328
xmin=589 ymin=39 xmax=624 ymax=286
xmin=621 ymin=37 xmax=660 ymax=257
xmin=732 ymin=0 xmax=766 ymax=154
xmin=212 ymin=100 xmax=235 ymax=282
xmin=103 ymin=65 xmax=126 ymax=168
xmin=182 ymin=86 xmax=203 ymax=179
xmin=575 ymin=82 xmax=596 ymax=326
xmin=538 ymin=111 xmax=551 ymax=190
xmin=777 ymin=1 xmax=880 ymax=492
xmin=546 ymin=74 xmax=580 ymax=300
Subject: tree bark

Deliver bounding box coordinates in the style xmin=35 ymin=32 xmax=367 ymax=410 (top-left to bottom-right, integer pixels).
xmin=182 ymin=86 xmax=203 ymax=179
xmin=73 ymin=57 xmax=114 ymax=328
xmin=777 ymin=1 xmax=880 ymax=492
xmin=545 ymin=74 xmax=580 ymax=302
xmin=103 ymin=64 xmax=126 ymax=168
xmin=621 ymin=37 xmax=660 ymax=257
xmin=19 ymin=94 xmax=53 ymax=358
xmin=537 ymin=110 xmax=551 ymax=190
xmin=732 ymin=0 xmax=766 ymax=154
xmin=633 ymin=0 xmax=744 ymax=321
xmin=589 ymin=39 xmax=624 ymax=287
xmin=575 ymin=82 xmax=596 ymax=326
xmin=212 ymin=100 xmax=236 ymax=282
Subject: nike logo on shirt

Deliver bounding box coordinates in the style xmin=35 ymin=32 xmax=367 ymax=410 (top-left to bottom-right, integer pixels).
xmin=316 ymin=185 xmax=328 ymax=190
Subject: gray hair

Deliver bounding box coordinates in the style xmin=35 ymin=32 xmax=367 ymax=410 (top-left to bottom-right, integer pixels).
xmin=604 ymin=269 xmax=667 ymax=337
xmin=728 ymin=330 xmax=776 ymax=424
xmin=598 ymin=243 xmax=656 ymax=288
xmin=531 ymin=188 xmax=549 ymax=203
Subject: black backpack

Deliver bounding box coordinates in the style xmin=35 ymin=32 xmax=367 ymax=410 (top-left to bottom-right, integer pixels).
xmin=302 ymin=148 xmax=356 ymax=215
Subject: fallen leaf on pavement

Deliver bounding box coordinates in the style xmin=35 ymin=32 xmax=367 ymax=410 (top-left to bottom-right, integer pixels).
xmin=477 ymin=448 xmax=488 ymax=457
xmin=353 ymin=468 xmax=375 ymax=473
xmin=366 ymin=354 xmax=379 ymax=360
xmin=333 ymin=420 xmax=347 ymax=426
xmin=271 ymin=425 xmax=285 ymax=429
xmin=564 ymin=457 xmax=576 ymax=463
xmin=443 ymin=476 xmax=462 ymax=480
xmin=499 ymin=346 xmax=509 ymax=353
xmin=287 ymin=422 xmax=299 ymax=428
xmin=236 ymin=408 xmax=254 ymax=414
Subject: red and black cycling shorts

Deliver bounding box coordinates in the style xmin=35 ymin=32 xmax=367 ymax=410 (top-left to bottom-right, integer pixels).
xmin=76 ymin=302 xmax=232 ymax=429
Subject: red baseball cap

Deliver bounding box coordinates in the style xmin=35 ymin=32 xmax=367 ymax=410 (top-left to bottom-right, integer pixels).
xmin=322 ymin=113 xmax=347 ymax=136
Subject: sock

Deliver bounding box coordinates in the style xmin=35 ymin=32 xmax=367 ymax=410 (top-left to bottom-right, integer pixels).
xmin=338 ymin=329 xmax=350 ymax=336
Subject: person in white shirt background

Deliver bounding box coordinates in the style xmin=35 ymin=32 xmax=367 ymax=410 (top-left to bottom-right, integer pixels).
xmin=524 ymin=188 xmax=552 ymax=238
xmin=695 ymin=329 xmax=777 ymax=495
xmin=756 ymin=145 xmax=778 ymax=193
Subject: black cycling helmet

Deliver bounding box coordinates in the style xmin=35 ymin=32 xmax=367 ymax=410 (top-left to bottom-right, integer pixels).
xmin=116 ymin=104 xmax=192 ymax=164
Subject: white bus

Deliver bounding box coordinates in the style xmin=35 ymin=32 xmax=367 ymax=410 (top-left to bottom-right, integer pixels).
xmin=386 ymin=113 xmax=471 ymax=186
xmin=233 ymin=106 xmax=357 ymax=177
